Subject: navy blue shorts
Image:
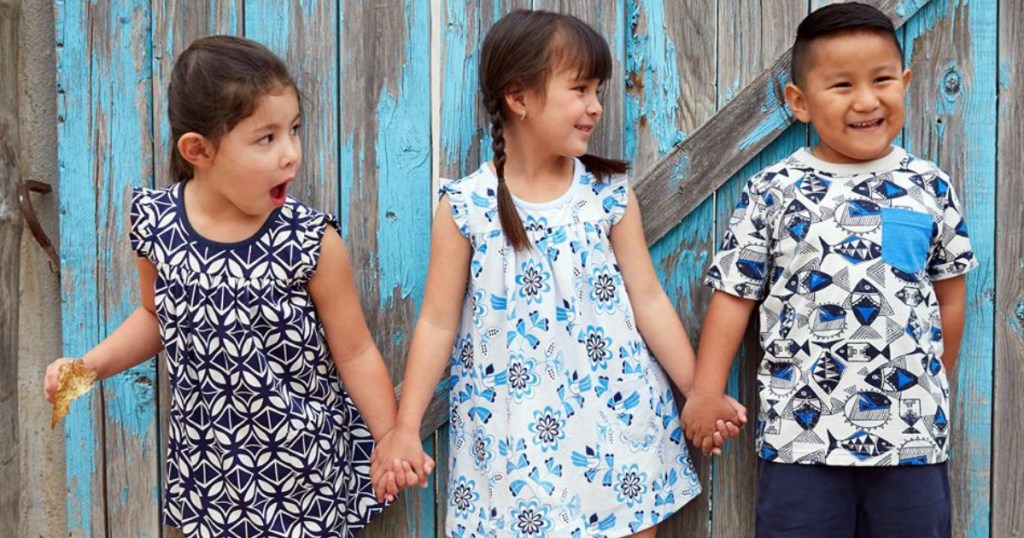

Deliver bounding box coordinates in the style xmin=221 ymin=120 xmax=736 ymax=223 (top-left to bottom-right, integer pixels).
xmin=755 ymin=460 xmax=951 ymax=538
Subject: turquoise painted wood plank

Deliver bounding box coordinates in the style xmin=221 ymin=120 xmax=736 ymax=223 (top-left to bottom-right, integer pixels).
xmin=56 ymin=0 xmax=161 ymax=535
xmin=626 ymin=0 xmax=717 ymax=534
xmin=54 ymin=0 xmax=106 ymax=533
xmin=150 ymin=3 xmax=242 ymax=536
xmin=89 ymin=1 xmax=161 ymax=535
xmin=709 ymin=2 xmax=807 ymax=535
xmin=902 ymin=1 xmax=996 ymax=536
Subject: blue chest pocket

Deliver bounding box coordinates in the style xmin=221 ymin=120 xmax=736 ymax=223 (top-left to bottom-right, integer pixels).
xmin=881 ymin=208 xmax=934 ymax=273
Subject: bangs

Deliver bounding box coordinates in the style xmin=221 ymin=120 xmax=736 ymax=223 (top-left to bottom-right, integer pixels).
xmin=548 ymin=20 xmax=613 ymax=81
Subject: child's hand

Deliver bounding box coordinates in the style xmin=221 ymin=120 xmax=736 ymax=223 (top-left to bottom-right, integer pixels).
xmin=682 ymin=391 xmax=746 ymax=456
xmin=370 ymin=426 xmax=434 ymax=501
xmin=43 ymin=358 xmax=77 ymax=403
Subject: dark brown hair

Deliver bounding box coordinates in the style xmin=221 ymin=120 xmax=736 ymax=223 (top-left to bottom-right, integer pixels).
xmin=791 ymin=2 xmax=903 ymax=86
xmin=167 ymin=35 xmax=299 ymax=181
xmin=480 ymin=10 xmax=628 ymax=251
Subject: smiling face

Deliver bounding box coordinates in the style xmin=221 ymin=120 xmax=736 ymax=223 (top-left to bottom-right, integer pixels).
xmin=204 ymin=87 xmax=303 ymax=216
xmin=786 ymin=31 xmax=911 ymax=164
xmin=518 ymin=66 xmax=604 ymax=159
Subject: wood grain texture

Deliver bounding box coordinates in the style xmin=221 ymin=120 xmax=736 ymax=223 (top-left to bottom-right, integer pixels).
xmin=903 ymin=1 xmax=996 ymax=536
xmin=633 ymin=0 xmax=932 ymax=248
xmin=709 ymin=2 xmax=806 ymax=536
xmin=994 ymin=1 xmax=1024 ymax=535
xmin=151 ymin=3 xmax=241 ymax=536
xmin=625 ymin=0 xmax=716 ymax=534
xmin=0 ymin=0 xmax=21 ymax=529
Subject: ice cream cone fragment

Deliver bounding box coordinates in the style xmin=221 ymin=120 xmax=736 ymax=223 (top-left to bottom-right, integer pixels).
xmin=50 ymin=360 xmax=97 ymax=429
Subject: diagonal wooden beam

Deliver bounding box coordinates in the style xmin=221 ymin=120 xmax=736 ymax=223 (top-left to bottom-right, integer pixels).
xmin=636 ymin=0 xmax=932 ymax=246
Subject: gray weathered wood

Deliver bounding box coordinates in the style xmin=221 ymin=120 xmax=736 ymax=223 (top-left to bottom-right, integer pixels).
xmin=151 ymin=3 xmax=242 ymax=536
xmin=635 ymin=0 xmax=932 ymax=248
xmin=0 ymin=0 xmax=21 ymax=530
xmin=709 ymin=3 xmax=806 ymax=537
xmin=994 ymin=0 xmax=1023 ymax=535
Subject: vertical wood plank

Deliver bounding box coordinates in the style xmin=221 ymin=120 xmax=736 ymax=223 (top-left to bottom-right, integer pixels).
xmin=0 ymin=0 xmax=21 ymax=529
xmin=151 ymin=3 xmax=242 ymax=536
xmin=711 ymin=2 xmax=806 ymax=536
xmin=54 ymin=0 xmax=107 ymax=533
xmin=993 ymin=0 xmax=1024 ymax=535
xmin=626 ymin=0 xmax=716 ymax=534
xmin=91 ymin=1 xmax=160 ymax=535
xmin=903 ymin=1 xmax=996 ymax=536
xmin=328 ymin=1 xmax=436 ymax=535
xmin=56 ymin=0 xmax=160 ymax=535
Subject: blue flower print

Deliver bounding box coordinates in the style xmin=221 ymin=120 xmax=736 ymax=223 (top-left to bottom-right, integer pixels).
xmin=454 ymin=336 xmax=474 ymax=371
xmin=450 ymin=477 xmax=479 ymax=519
xmin=471 ymin=289 xmax=489 ymax=327
xmin=614 ymin=464 xmax=648 ymax=508
xmin=471 ymin=427 xmax=495 ymax=471
xmin=516 ymin=260 xmax=551 ymax=305
xmin=524 ymin=215 xmax=549 ymax=234
xmin=579 ymin=325 xmax=612 ymax=371
xmin=509 ymin=500 xmax=553 ymax=538
xmin=508 ymin=353 xmax=540 ymax=402
xmin=588 ymin=264 xmax=621 ymax=313
xmin=530 ymin=406 xmax=566 ymax=452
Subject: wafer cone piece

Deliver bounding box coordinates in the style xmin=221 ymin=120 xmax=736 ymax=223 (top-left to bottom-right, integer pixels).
xmin=50 ymin=360 xmax=97 ymax=429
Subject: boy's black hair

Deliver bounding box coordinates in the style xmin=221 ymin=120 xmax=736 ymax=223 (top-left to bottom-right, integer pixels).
xmin=791 ymin=2 xmax=903 ymax=86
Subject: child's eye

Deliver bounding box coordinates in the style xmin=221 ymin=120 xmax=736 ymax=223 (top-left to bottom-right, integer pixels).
xmin=573 ymin=85 xmax=587 ymax=93
xmin=258 ymin=134 xmax=274 ymax=145
xmin=831 ymin=82 xmax=853 ymax=89
xmin=290 ymin=124 xmax=302 ymax=136
xmin=874 ymin=76 xmax=895 ymax=83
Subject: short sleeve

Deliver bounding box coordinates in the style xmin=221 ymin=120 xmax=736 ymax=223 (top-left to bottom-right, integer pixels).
xmin=129 ymin=187 xmax=156 ymax=261
xmin=603 ymin=175 xmax=630 ymax=226
xmin=927 ymin=175 xmax=979 ymax=280
xmin=298 ymin=208 xmax=342 ymax=284
xmin=704 ymin=171 xmax=780 ymax=301
xmin=439 ymin=179 xmax=471 ymax=237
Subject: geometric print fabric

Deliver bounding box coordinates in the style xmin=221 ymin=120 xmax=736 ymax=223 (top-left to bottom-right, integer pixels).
xmin=705 ymin=147 xmax=977 ymax=467
xmin=130 ymin=183 xmax=386 ymax=537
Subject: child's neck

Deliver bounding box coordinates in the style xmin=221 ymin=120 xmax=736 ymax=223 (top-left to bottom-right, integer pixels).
xmin=183 ymin=174 xmax=269 ymax=243
xmin=498 ymin=134 xmax=575 ymax=202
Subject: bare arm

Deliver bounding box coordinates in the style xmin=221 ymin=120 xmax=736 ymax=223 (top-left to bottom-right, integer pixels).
xmin=308 ymin=227 xmax=398 ymax=442
xmin=395 ymin=196 xmax=472 ymax=433
xmin=933 ymin=275 xmax=967 ymax=374
xmin=681 ymin=290 xmax=758 ymax=448
xmin=45 ymin=257 xmax=162 ymax=401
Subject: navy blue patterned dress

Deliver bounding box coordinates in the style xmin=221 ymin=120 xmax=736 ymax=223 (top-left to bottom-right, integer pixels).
xmin=130 ymin=182 xmax=386 ymax=538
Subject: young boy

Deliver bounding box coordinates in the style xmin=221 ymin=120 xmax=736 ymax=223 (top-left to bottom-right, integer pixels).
xmin=682 ymin=3 xmax=977 ymax=537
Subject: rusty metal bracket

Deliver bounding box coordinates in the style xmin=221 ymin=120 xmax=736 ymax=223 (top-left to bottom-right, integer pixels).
xmin=18 ymin=179 xmax=59 ymax=273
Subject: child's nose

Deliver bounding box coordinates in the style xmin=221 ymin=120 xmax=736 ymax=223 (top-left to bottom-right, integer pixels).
xmin=281 ymin=139 xmax=300 ymax=167
xmin=852 ymin=88 xmax=881 ymax=111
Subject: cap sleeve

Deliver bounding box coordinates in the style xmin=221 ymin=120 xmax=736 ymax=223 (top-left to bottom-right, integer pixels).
xmin=297 ymin=206 xmax=342 ymax=284
xmin=129 ymin=187 xmax=156 ymax=261
xmin=438 ymin=179 xmax=471 ymax=237
xmin=602 ymin=174 xmax=630 ymax=226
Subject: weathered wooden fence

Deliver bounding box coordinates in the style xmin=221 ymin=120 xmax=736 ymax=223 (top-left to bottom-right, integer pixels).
xmin=50 ymin=0 xmax=1018 ymax=536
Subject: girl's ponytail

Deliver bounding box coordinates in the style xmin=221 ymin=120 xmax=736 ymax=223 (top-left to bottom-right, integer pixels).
xmin=486 ymin=97 xmax=531 ymax=251
xmin=578 ymin=154 xmax=628 ymax=180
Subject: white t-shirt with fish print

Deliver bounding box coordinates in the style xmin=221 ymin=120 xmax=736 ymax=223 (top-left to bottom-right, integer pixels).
xmin=705 ymin=146 xmax=977 ymax=467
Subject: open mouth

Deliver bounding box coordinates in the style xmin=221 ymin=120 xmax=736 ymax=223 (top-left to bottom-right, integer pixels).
xmin=270 ymin=181 xmax=289 ymax=206
xmin=575 ymin=124 xmax=594 ymax=135
xmin=849 ymin=118 xmax=884 ymax=129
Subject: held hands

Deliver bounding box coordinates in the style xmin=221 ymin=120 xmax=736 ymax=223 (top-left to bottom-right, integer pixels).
xmin=682 ymin=392 xmax=748 ymax=456
xmin=369 ymin=426 xmax=435 ymax=502
xmin=43 ymin=358 xmax=80 ymax=403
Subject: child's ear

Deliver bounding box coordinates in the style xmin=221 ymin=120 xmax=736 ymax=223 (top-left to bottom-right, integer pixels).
xmin=902 ymin=68 xmax=913 ymax=88
xmin=503 ymin=89 xmax=527 ymax=120
xmin=785 ymin=82 xmax=812 ymax=124
xmin=177 ymin=133 xmax=215 ymax=169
